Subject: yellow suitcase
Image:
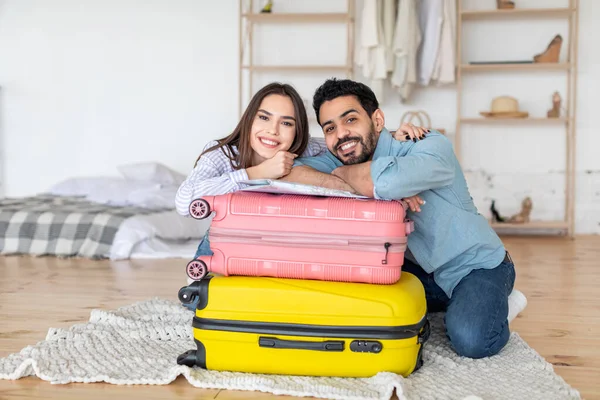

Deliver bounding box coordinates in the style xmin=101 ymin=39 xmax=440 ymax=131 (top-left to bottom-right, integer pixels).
xmin=177 ymin=272 xmax=429 ymax=378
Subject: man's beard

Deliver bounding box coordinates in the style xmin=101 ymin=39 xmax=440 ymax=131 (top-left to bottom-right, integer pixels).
xmin=333 ymin=125 xmax=378 ymax=165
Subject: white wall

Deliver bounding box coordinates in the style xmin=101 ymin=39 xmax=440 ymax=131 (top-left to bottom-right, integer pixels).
xmin=0 ymin=0 xmax=240 ymax=196
xmin=0 ymin=0 xmax=598 ymax=233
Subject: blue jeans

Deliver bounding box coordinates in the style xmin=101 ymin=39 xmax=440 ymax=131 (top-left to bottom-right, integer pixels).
xmin=182 ymin=231 xmax=213 ymax=311
xmin=403 ymin=254 xmax=515 ymax=359
xmin=194 ymin=230 xmax=213 ymax=259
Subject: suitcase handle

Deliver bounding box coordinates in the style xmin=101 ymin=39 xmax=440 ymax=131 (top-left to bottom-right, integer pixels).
xmin=398 ymin=200 xmax=415 ymax=235
xmin=405 ymin=219 xmax=415 ymax=235
xmin=418 ymin=319 xmax=430 ymax=344
xmin=259 ymin=336 xmax=344 ymax=352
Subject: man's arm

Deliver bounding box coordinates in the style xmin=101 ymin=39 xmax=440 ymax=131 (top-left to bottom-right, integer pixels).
xmin=280 ymin=165 xmax=357 ymax=193
xmin=331 ymin=162 xmax=374 ymax=197
xmin=278 ymin=151 xmax=356 ymax=192
xmin=369 ymin=133 xmax=456 ymax=200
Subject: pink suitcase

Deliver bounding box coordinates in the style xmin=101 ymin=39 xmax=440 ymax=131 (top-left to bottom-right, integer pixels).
xmin=185 ymin=191 xmax=414 ymax=284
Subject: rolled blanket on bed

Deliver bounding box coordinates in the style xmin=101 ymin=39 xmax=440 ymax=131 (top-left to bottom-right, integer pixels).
xmin=0 ymin=194 xmax=173 ymax=259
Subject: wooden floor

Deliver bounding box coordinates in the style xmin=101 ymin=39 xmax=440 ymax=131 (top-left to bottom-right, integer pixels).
xmin=0 ymin=236 xmax=599 ymax=399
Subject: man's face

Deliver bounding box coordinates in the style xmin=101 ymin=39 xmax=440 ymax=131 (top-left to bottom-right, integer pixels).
xmin=319 ymin=96 xmax=379 ymax=165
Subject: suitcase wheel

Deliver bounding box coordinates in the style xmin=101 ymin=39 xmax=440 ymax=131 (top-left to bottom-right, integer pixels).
xmin=189 ymin=199 xmax=211 ymax=220
xmin=178 ymin=285 xmax=200 ymax=305
xmin=177 ymin=349 xmax=198 ymax=367
xmin=186 ymin=259 xmax=208 ymax=281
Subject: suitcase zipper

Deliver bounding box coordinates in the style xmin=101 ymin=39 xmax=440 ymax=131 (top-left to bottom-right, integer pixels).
xmin=208 ymin=227 xmax=407 ymax=254
xmin=193 ymin=315 xmax=428 ymax=340
xmin=382 ymin=242 xmax=391 ymax=264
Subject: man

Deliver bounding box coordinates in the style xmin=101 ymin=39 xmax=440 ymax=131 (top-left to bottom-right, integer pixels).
xmin=281 ymin=78 xmax=515 ymax=359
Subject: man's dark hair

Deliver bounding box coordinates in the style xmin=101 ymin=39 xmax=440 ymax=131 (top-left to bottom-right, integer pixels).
xmin=312 ymin=78 xmax=379 ymax=125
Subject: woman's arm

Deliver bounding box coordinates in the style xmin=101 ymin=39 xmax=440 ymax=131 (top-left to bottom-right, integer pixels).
xmin=175 ymin=145 xmax=249 ymax=216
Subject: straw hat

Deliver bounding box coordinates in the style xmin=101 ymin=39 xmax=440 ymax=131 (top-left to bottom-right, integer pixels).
xmin=480 ymin=96 xmax=529 ymax=118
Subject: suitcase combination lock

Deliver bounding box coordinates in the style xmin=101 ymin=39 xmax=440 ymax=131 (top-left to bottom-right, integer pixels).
xmin=350 ymin=340 xmax=383 ymax=353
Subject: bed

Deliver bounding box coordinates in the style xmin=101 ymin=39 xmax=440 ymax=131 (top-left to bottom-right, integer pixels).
xmin=0 ymin=162 xmax=210 ymax=260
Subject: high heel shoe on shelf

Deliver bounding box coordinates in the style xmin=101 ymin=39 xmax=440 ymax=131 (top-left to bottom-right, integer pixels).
xmin=534 ymin=34 xmax=563 ymax=63
xmin=496 ymin=0 xmax=515 ymax=9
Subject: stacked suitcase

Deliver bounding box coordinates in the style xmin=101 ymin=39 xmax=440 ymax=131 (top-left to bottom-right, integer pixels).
xmin=176 ymin=191 xmax=430 ymax=378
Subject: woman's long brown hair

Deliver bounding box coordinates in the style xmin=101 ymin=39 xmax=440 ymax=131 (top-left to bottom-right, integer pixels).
xmin=194 ymin=82 xmax=310 ymax=170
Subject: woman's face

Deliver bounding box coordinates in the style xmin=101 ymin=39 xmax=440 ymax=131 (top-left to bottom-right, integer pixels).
xmin=249 ymin=94 xmax=297 ymax=164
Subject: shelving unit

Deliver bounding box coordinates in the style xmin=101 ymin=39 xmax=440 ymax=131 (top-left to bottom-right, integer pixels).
xmin=242 ymin=65 xmax=349 ymax=72
xmin=242 ymin=13 xmax=351 ymax=23
xmin=460 ymin=117 xmax=569 ymax=124
xmin=460 ymin=63 xmax=571 ymax=72
xmin=461 ymin=7 xmax=573 ymax=19
xmin=490 ymin=221 xmax=569 ymax=230
xmin=238 ymin=1 xmax=355 ymax=116
xmin=455 ymin=1 xmax=579 ymax=237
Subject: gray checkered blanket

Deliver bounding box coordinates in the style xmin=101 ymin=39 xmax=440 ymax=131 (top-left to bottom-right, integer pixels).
xmin=0 ymin=194 xmax=169 ymax=259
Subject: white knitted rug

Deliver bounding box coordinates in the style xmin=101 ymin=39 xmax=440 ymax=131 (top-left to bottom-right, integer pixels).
xmin=0 ymin=298 xmax=580 ymax=400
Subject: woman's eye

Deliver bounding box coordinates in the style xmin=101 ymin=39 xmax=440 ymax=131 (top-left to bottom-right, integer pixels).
xmin=259 ymin=115 xmax=268 ymax=121
xmin=282 ymin=121 xmax=294 ymax=127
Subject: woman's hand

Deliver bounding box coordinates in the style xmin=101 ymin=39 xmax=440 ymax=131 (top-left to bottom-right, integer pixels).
xmin=402 ymin=195 xmax=425 ymax=212
xmin=393 ymin=123 xmax=429 ymax=143
xmin=247 ymin=151 xmax=297 ymax=180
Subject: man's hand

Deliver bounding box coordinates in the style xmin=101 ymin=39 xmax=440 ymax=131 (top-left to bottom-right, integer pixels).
xmin=402 ymin=195 xmax=425 ymax=212
xmin=332 ymin=162 xmax=374 ymax=198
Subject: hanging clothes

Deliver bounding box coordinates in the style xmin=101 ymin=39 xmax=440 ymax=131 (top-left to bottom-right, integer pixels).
xmin=382 ymin=0 xmax=397 ymax=72
xmin=355 ymin=0 xmax=456 ymax=101
xmin=391 ymin=0 xmax=422 ymax=102
xmin=416 ymin=0 xmax=444 ymax=86
xmin=355 ymin=0 xmax=389 ymax=100
xmin=431 ymin=0 xmax=457 ymax=84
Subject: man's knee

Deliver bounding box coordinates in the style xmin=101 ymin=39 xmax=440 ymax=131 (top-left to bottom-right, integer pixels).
xmin=445 ymin=314 xmax=510 ymax=359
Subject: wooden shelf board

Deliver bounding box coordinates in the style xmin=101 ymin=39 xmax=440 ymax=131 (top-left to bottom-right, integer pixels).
xmin=243 ymin=13 xmax=350 ymax=23
xmin=461 ymin=8 xmax=574 ymax=20
xmin=461 ymin=117 xmax=569 ymax=124
xmin=490 ymin=221 xmax=569 ymax=230
xmin=242 ymin=65 xmax=350 ymax=72
xmin=461 ymin=63 xmax=570 ymax=71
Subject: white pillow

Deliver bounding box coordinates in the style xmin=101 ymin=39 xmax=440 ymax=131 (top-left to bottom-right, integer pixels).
xmin=117 ymin=162 xmax=186 ymax=185
xmin=48 ymin=177 xmax=125 ymax=197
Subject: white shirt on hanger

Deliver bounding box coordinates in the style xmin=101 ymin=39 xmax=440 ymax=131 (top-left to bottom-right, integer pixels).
xmin=431 ymin=0 xmax=457 ymax=84
xmin=391 ymin=0 xmax=422 ymax=102
xmin=417 ymin=0 xmax=444 ymax=86
xmin=356 ymin=0 xmax=388 ymax=100
xmin=382 ymin=0 xmax=397 ymax=72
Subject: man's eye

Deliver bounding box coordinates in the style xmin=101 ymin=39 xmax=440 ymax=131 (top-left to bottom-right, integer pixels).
xmin=325 ymin=126 xmax=334 ymax=133
xmin=347 ymin=117 xmax=356 ymax=123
